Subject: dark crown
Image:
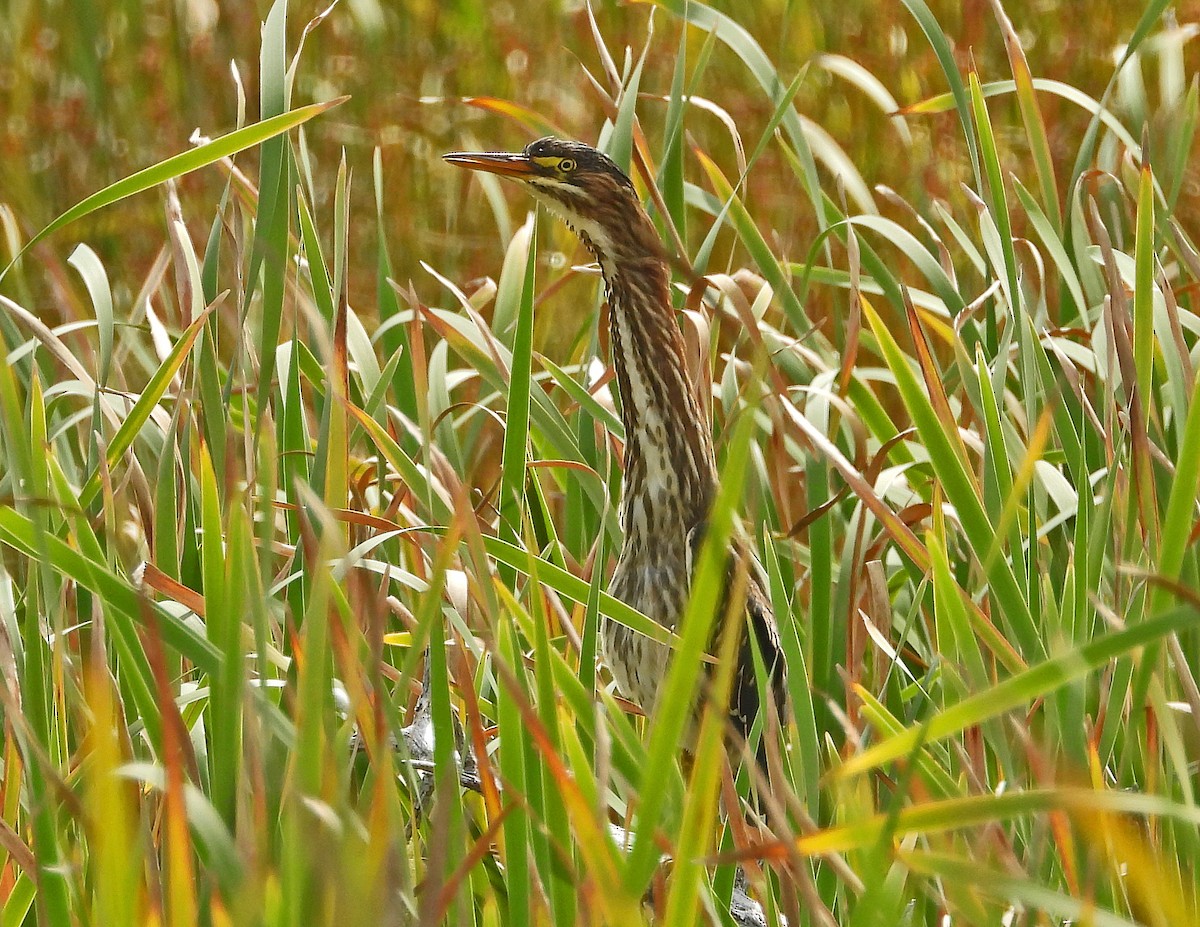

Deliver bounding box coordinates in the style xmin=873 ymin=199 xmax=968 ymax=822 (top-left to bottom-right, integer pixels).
xmin=523 ymin=137 xmax=634 ymax=189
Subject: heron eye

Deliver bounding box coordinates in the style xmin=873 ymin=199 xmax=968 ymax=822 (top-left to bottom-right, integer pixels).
xmin=559 ymin=158 xmax=577 ymax=173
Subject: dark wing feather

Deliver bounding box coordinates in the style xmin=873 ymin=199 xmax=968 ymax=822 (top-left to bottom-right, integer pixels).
xmin=686 ymin=519 xmax=788 ymax=747
xmin=730 ymin=577 xmax=788 ymax=745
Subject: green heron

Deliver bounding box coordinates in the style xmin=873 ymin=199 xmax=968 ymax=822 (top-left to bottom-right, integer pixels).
xmin=444 ymin=137 xmax=787 ymax=759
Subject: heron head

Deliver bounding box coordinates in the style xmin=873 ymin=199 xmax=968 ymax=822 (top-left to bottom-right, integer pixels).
xmin=444 ymin=136 xmax=652 ymax=266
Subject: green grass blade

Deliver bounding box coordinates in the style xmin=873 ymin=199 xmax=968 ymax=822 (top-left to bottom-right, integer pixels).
xmin=625 ymin=392 xmax=758 ymax=889
xmin=1133 ymin=153 xmax=1156 ymax=430
xmin=497 ymin=218 xmax=537 ymax=584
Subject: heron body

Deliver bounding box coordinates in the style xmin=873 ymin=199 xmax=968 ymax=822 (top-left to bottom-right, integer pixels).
xmin=445 ymin=138 xmax=786 ymax=750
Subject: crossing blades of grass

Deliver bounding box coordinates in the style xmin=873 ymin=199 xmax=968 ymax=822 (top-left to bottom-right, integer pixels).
xmin=838 ymin=605 xmax=1200 ymax=780
xmin=77 ymin=297 xmax=221 ymax=510
xmin=863 ymin=297 xmax=1042 ymax=658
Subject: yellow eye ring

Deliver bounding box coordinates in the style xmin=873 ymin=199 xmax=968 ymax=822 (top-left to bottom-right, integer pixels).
xmin=559 ymin=158 xmax=577 ymax=172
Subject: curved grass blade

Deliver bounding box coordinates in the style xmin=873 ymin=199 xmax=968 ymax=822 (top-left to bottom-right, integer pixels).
xmin=1133 ymin=153 xmax=1156 ymax=430
xmin=901 ymin=851 xmax=1144 ymax=927
xmin=538 ymin=355 xmax=624 ymax=438
xmin=969 ymin=70 xmax=1020 ymax=334
xmin=0 ymin=98 xmax=346 ymax=284
xmin=901 ymin=78 xmax=1140 ymax=157
xmin=1011 ymin=177 xmax=1087 ymax=322
xmin=772 ymin=787 xmax=1200 ymax=857
xmin=67 ymin=244 xmax=114 ymax=388
xmin=695 ymin=149 xmax=811 ymax=332
xmin=491 ymin=213 xmax=534 ymax=345
xmin=641 ymin=0 xmax=827 ymax=229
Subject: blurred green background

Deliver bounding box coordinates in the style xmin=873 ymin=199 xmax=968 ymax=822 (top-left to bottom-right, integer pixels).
xmin=4 ymin=0 xmax=1193 ymax=321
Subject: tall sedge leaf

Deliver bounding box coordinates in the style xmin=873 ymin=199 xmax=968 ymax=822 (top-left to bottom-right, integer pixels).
xmin=83 ymin=660 xmax=139 ymax=927
xmin=319 ymin=169 xmax=350 ymax=522
xmin=988 ymin=0 xmax=1060 ymax=229
xmin=661 ymin=595 xmax=741 ymax=924
xmin=969 ymin=70 xmax=1020 ymax=340
xmin=975 ymin=348 xmax=1016 ymax=529
xmin=497 ymin=619 xmax=532 ymax=927
xmin=0 ymin=362 xmax=71 ymax=927
xmin=806 ymin=449 xmax=837 ymax=738
xmin=600 ymin=15 xmax=649 ymax=175
xmin=658 ymin=21 xmax=691 ymax=242
xmin=1165 ymin=80 xmax=1198 ymax=209
xmin=763 ymin=540 xmax=819 ymax=816
xmin=249 ymin=0 xmax=295 ymax=441
xmin=625 ymin=393 xmax=759 ymax=889
xmin=1125 ymin=158 xmax=1162 ymax=737
xmin=1133 ymin=153 xmax=1156 ymax=430
xmin=497 ymin=219 xmax=537 ymax=583
xmin=200 ymin=443 xmax=241 ymax=828
xmin=522 ymin=545 xmax=576 ymax=924
xmin=296 ymin=190 xmax=335 ymax=335
xmin=929 ymin=510 xmax=988 ymax=692
xmin=424 ymin=531 xmax=470 ymax=921
xmin=579 ymin=523 xmax=606 ymax=711
xmin=190 ymin=197 xmax=230 ymax=487
xmin=1156 ymin=372 xmax=1200 ymax=605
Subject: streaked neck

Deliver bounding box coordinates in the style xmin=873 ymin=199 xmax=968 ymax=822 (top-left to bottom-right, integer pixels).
xmin=601 ymin=244 xmax=717 ymax=541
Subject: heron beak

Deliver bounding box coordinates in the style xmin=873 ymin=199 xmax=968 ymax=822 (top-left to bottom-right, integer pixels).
xmin=443 ymin=151 xmax=538 ymax=178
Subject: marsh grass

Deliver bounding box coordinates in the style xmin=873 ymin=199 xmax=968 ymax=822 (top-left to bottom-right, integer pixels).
xmin=2 ymin=1 xmax=1200 ymax=925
